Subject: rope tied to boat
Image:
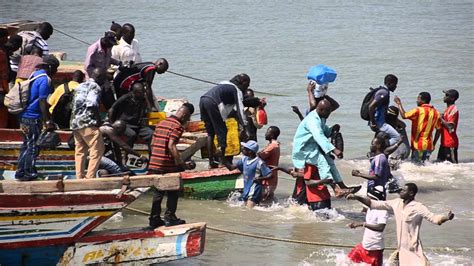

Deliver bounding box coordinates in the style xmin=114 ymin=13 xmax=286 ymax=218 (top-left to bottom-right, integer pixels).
xmin=123 ymin=206 xmax=468 ymax=253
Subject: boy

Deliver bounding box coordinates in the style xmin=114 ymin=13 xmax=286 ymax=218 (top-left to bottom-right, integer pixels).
xmin=258 ymin=126 xmax=280 ymax=202
xmin=229 ymin=140 xmax=272 ymax=208
xmin=347 ymin=186 xmax=388 ymax=266
xmin=434 ymin=89 xmax=460 ymax=163
xmin=352 ymin=136 xmax=391 ymax=199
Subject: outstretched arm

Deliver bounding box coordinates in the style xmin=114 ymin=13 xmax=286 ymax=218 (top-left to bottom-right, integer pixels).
xmin=394 ymin=96 xmax=407 ymax=119
xmin=346 ymin=194 xmax=372 ymax=207
xmin=352 ymin=169 xmax=378 ymax=181
xmin=347 ymin=221 xmax=386 ymax=232
xmin=291 ymin=106 xmax=304 ymax=121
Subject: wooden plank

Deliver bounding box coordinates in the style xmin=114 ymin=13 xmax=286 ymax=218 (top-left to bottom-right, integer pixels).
xmin=180 ymin=135 xmax=207 ymax=161
xmin=0 ymin=174 xmax=181 ymax=194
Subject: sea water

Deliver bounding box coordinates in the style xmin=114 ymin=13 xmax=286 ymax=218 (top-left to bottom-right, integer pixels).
xmin=1 ymin=0 xmax=473 ymax=264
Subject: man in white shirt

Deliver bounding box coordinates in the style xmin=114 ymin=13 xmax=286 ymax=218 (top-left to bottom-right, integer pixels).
xmin=111 ymin=23 xmax=142 ymax=66
xmin=347 ymin=186 xmax=388 ymax=266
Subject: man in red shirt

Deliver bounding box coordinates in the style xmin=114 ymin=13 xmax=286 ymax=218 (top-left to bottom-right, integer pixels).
xmin=148 ymin=103 xmax=195 ymax=228
xmin=258 ymin=126 xmax=280 ymax=202
xmin=434 ymin=89 xmax=460 ymax=163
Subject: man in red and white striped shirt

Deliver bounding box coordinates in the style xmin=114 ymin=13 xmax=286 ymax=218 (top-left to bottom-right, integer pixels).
xmin=148 ymin=103 xmax=196 ymax=228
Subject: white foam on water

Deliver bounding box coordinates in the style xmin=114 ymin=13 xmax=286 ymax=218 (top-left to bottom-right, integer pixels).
xmin=426 ymin=251 xmax=474 ymax=265
xmin=298 ymin=248 xmax=369 ymax=266
xmin=394 ymin=161 xmax=474 ymax=185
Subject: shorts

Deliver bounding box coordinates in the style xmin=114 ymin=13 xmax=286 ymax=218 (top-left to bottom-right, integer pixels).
xmin=348 ymin=243 xmax=383 ymax=266
xmin=308 ymin=199 xmax=331 ymax=211
xmin=437 ymin=146 xmax=458 ymax=163
xmin=242 ymin=183 xmax=263 ymax=204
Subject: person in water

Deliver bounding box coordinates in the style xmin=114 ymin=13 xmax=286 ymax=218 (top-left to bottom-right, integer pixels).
xmin=434 ymin=89 xmax=460 ymax=163
xmin=346 ymin=183 xmax=454 ymax=265
xmin=258 ymin=126 xmax=281 ymax=202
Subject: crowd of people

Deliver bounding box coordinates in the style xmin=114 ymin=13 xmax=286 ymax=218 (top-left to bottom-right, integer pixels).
xmin=0 ymin=21 xmax=460 ymax=265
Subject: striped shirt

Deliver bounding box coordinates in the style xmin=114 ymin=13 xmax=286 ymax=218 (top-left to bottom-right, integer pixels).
xmin=149 ymin=116 xmax=184 ymax=172
xmin=405 ymin=104 xmax=441 ymax=151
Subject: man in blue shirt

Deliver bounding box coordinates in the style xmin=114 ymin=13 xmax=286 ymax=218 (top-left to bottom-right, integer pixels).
xmin=368 ymin=75 xmax=401 ymax=145
xmin=229 ymin=140 xmax=272 ymax=208
xmin=15 ymin=55 xmax=59 ymax=181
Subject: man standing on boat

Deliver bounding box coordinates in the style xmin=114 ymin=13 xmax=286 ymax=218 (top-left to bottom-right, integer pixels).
xmin=84 ymin=31 xmax=121 ymax=109
xmin=71 ymin=68 xmax=106 ymax=179
xmin=148 ymin=103 xmax=196 ymax=228
xmin=15 ymin=55 xmax=59 ymax=181
xmin=113 ymin=58 xmax=169 ymax=111
xmin=199 ymin=73 xmax=250 ymax=169
xmin=111 ymin=23 xmax=142 ymax=66
xmin=346 ymin=183 xmax=454 ymax=265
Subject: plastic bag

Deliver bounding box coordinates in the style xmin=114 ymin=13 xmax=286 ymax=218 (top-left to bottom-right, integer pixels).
xmin=306 ymin=64 xmax=337 ymax=84
xmin=37 ymin=130 xmax=61 ymax=150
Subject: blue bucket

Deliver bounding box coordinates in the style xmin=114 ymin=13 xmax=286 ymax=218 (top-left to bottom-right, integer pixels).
xmin=306 ymin=64 xmax=337 ymax=84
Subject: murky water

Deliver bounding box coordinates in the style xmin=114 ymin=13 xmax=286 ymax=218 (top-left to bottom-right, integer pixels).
xmin=1 ymin=0 xmax=473 ymax=264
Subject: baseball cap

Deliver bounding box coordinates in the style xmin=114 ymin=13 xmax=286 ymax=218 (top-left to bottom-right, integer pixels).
xmin=104 ymin=30 xmax=118 ymax=45
xmin=241 ymin=140 xmax=259 ymax=153
xmin=367 ymin=185 xmax=385 ymax=201
xmin=443 ymin=89 xmax=459 ymax=101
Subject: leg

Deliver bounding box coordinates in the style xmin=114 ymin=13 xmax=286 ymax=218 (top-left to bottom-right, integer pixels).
xmin=149 ymin=189 xmax=165 ymax=228
xmin=451 ymin=147 xmax=458 ymax=164
xmin=82 ymin=127 xmax=105 ymax=179
xmin=73 ymin=129 xmax=88 ymax=179
xmin=164 ymin=190 xmax=179 ymax=219
xmin=15 ymin=118 xmax=42 ymax=180
xmin=137 ymin=126 xmax=154 ymax=152
xmin=200 ymin=98 xmax=219 ymax=167
xmin=246 ymin=200 xmax=256 ymax=208
xmin=98 ymin=157 xmax=123 ymax=176
xmin=437 ymin=146 xmax=448 ymax=162
xmin=379 ymin=123 xmax=401 ymax=146
xmin=123 ymin=125 xmax=138 ymax=148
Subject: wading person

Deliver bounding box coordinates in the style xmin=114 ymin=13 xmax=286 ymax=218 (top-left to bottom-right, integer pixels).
xmin=292 ymin=99 xmax=360 ymax=197
xmin=394 ymin=92 xmax=441 ymax=163
xmin=385 ymin=106 xmax=410 ymax=161
xmin=14 ymin=56 xmax=59 ymax=181
xmin=108 ymin=82 xmax=152 ymax=148
xmin=199 ymin=73 xmax=250 ymax=168
xmin=113 ymin=58 xmax=168 ymax=110
xmin=148 ymin=103 xmax=196 ymax=228
xmin=228 ymin=140 xmax=272 ymax=208
xmin=368 ymin=74 xmax=401 ymax=145
xmin=346 ymin=183 xmax=454 ymax=265
xmin=347 ymin=186 xmax=388 ymax=266
xmin=258 ymin=126 xmax=281 ymax=202
xmin=434 ymin=89 xmax=460 ymax=163
xmin=71 ymin=68 xmax=106 ymax=179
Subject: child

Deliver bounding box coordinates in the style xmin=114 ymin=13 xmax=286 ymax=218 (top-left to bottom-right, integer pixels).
xmin=229 ymin=140 xmax=272 ymax=208
xmin=258 ymin=126 xmax=280 ymax=202
xmin=352 ymin=136 xmax=391 ymax=199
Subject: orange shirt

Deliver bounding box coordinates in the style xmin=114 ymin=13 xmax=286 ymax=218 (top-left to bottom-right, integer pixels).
xmin=258 ymin=140 xmax=280 ymax=189
xmin=405 ymin=104 xmax=441 ymax=151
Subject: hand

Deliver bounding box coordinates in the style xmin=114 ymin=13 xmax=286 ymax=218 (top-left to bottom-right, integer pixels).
xmin=44 ymin=120 xmax=55 ymax=130
xmin=290 ymin=168 xmax=300 ymax=178
xmin=331 ymin=124 xmax=340 ymax=133
xmin=268 ymin=165 xmax=279 ymax=171
xmin=185 ymin=160 xmax=196 ymax=170
xmin=447 ymin=210 xmax=455 ymax=220
xmin=352 ymin=170 xmax=360 ymax=177
xmin=291 ymin=106 xmax=300 ymax=114
xmin=347 ymin=222 xmax=362 ymax=229
xmin=346 ymin=193 xmax=356 ymax=200
xmin=394 ymin=96 xmax=401 ymax=105
xmin=369 ymin=122 xmax=379 ymax=132
xmin=333 ymin=148 xmax=343 ymax=159
xmin=140 ymin=155 xmax=149 ymax=162
xmin=307 ymin=81 xmax=315 ymax=92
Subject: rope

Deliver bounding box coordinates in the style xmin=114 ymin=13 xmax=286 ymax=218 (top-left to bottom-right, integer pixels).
xmin=123 ymin=206 xmax=466 ymax=253
xmin=54 ymin=27 xmax=92 ymax=46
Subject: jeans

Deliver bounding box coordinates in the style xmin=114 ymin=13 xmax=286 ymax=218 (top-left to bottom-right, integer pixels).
xmin=99 ymin=157 xmax=123 ymax=175
xmin=15 ymin=118 xmax=42 ymax=180
xmin=378 ymin=123 xmax=401 ymax=145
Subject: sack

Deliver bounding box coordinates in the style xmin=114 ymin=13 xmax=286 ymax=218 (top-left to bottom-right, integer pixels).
xmin=256 ymin=105 xmax=268 ymax=127
xmin=51 ymin=82 xmax=74 ymax=129
xmin=360 ymin=86 xmax=386 ymax=121
xmin=3 ymin=73 xmax=49 ymax=114
xmin=306 ymin=64 xmax=337 ymax=84
xmin=37 ymin=130 xmax=61 ymax=149
xmin=18 ymin=31 xmax=39 ymax=55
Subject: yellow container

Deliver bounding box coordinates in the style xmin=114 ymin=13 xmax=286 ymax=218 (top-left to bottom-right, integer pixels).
xmin=213 ymin=118 xmax=240 ymax=156
xmin=147 ymin=112 xmax=167 ymax=126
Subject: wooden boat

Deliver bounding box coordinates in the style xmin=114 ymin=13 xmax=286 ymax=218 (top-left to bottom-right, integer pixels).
xmin=0 ymin=175 xmax=206 ymax=265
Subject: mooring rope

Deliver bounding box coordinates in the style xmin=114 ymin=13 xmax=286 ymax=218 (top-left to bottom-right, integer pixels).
xmin=123 ymin=206 xmax=466 ymax=253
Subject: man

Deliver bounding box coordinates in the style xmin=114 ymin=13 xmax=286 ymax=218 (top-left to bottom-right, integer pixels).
xmin=110 ymin=21 xmax=123 ymax=40
xmin=258 ymin=126 xmax=281 ymax=202
xmin=385 ymin=106 xmax=410 ymax=161
xmin=352 ymin=136 xmax=391 ymax=199
xmin=84 ymin=31 xmax=120 ymax=109
xmin=5 ymin=34 xmax=22 ymax=82
xmin=48 ymin=70 xmax=85 ymax=113
xmin=1 ymin=32 xmax=22 ymax=128
xmin=11 ymin=22 xmax=53 ymax=74
xmin=15 ymin=55 xmax=59 ymax=181
xmin=347 ymin=183 xmax=455 ymax=265
xmin=199 ymin=73 xmax=250 ymax=168
xmin=347 ymin=186 xmax=388 ymax=266
xmin=108 ymin=82 xmax=153 ymax=148
xmin=368 ymin=74 xmax=401 ymax=145
xmin=70 ymin=68 xmax=106 ymax=179
xmin=98 ymin=120 xmax=148 ymax=176
xmin=148 ymin=103 xmax=196 ymax=228
xmin=15 ymin=46 xmax=43 ymax=81
xmin=113 ymin=58 xmax=169 ymax=110
xmin=395 ymin=92 xmax=441 ymax=163
xmin=434 ymin=89 xmax=460 ymax=163
xmin=292 ymin=99 xmax=359 ymax=197
xmin=111 ymin=23 xmax=142 ymax=66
